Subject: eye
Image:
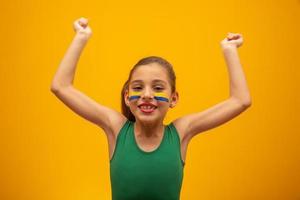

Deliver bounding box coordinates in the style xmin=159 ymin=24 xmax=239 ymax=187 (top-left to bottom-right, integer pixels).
xmin=132 ymin=87 xmax=142 ymax=90
xmin=154 ymin=86 xmax=164 ymax=91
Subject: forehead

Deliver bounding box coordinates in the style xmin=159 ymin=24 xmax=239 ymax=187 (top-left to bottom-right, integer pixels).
xmin=130 ymin=63 xmax=169 ymax=84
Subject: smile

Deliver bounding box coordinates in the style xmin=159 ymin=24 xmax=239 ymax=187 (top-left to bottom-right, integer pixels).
xmin=138 ymin=105 xmax=157 ymax=113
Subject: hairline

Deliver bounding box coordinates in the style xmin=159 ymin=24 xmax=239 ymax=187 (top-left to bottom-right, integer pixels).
xmin=130 ymin=79 xmax=168 ymax=85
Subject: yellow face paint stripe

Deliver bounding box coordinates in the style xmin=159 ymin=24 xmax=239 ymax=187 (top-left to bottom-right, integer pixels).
xmin=153 ymin=92 xmax=169 ymax=98
xmin=154 ymin=92 xmax=169 ymax=102
xmin=129 ymin=91 xmax=142 ymax=96
xmin=128 ymin=91 xmax=142 ymax=101
xmin=128 ymin=91 xmax=169 ymax=102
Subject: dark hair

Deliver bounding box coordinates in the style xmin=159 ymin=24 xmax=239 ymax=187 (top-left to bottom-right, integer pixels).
xmin=121 ymin=56 xmax=176 ymax=122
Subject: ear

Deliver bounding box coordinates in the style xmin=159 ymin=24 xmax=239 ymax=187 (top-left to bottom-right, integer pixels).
xmin=169 ymin=91 xmax=179 ymax=108
xmin=124 ymin=89 xmax=130 ymax=107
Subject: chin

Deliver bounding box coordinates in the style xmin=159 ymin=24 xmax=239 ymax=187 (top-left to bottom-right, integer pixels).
xmin=132 ymin=107 xmax=166 ymax=123
xmin=135 ymin=114 xmax=158 ymax=122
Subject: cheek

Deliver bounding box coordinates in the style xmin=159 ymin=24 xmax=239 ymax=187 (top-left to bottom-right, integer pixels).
xmin=153 ymin=92 xmax=170 ymax=103
xmin=156 ymin=102 xmax=170 ymax=111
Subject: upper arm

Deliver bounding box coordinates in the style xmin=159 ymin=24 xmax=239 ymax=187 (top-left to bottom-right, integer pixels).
xmin=172 ymin=97 xmax=251 ymax=143
xmin=51 ymin=85 xmax=127 ymax=137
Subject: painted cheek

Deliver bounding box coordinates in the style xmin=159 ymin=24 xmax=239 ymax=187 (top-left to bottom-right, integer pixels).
xmin=153 ymin=92 xmax=169 ymax=102
xmin=128 ymin=91 xmax=142 ymax=101
xmin=128 ymin=91 xmax=170 ymax=103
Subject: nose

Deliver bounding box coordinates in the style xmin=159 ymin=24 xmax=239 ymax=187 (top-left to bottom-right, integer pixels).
xmin=141 ymin=87 xmax=154 ymax=100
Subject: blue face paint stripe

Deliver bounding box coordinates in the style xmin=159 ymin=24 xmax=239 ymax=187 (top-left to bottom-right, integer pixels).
xmin=154 ymin=92 xmax=169 ymax=102
xmin=129 ymin=96 xmax=140 ymax=101
xmin=154 ymin=96 xmax=169 ymax=102
xmin=128 ymin=91 xmax=142 ymax=101
xmin=128 ymin=91 xmax=170 ymax=102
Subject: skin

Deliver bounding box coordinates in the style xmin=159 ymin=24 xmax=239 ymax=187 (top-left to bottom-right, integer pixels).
xmin=124 ymin=63 xmax=179 ymax=145
xmin=51 ymin=17 xmax=251 ymax=161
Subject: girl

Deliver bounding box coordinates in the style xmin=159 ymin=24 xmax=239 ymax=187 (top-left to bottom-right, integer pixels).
xmin=51 ymin=17 xmax=251 ymax=200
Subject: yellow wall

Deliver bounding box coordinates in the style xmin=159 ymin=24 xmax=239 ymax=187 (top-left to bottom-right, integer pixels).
xmin=1 ymin=0 xmax=299 ymax=199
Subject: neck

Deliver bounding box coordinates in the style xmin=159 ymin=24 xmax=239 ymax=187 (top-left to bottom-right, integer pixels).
xmin=134 ymin=119 xmax=164 ymax=138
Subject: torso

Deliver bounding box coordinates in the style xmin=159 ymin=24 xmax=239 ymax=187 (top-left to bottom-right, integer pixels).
xmin=109 ymin=120 xmax=184 ymax=200
xmin=106 ymin=118 xmax=190 ymax=163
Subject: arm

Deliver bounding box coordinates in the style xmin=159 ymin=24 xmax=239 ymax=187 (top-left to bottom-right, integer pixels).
xmin=222 ymin=34 xmax=251 ymax=105
xmin=51 ymin=18 xmax=92 ymax=91
xmin=173 ymin=33 xmax=252 ymax=142
xmin=50 ymin=17 xmax=126 ymax=137
xmin=51 ymin=31 xmax=88 ymax=89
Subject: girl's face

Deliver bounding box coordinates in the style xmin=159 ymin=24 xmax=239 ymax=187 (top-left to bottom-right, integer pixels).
xmin=124 ymin=63 xmax=178 ymax=123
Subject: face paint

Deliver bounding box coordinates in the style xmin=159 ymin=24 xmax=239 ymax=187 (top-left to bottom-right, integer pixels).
xmin=128 ymin=91 xmax=169 ymax=102
xmin=153 ymin=92 xmax=169 ymax=102
xmin=128 ymin=91 xmax=142 ymax=101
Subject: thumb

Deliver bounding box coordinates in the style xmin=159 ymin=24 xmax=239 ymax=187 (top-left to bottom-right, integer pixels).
xmin=79 ymin=17 xmax=89 ymax=27
xmin=73 ymin=21 xmax=83 ymax=31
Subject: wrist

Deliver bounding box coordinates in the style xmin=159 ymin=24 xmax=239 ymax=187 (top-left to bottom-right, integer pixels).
xmin=74 ymin=32 xmax=90 ymax=43
xmin=221 ymin=44 xmax=237 ymax=51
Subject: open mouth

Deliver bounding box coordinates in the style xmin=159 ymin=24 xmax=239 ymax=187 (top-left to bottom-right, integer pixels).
xmin=138 ymin=105 xmax=157 ymax=113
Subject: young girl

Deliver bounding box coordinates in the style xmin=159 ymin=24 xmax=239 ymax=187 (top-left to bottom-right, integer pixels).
xmin=51 ymin=17 xmax=251 ymax=200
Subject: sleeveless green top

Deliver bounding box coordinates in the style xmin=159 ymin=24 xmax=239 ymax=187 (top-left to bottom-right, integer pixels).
xmin=110 ymin=119 xmax=185 ymax=200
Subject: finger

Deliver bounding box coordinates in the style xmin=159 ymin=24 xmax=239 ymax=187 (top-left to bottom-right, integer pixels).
xmin=79 ymin=21 xmax=87 ymax=27
xmin=227 ymin=32 xmax=235 ymax=39
xmin=233 ymin=33 xmax=242 ymax=38
xmin=232 ymin=34 xmax=240 ymax=39
xmin=79 ymin=17 xmax=88 ymax=22
xmin=227 ymin=35 xmax=234 ymax=40
xmin=79 ymin=17 xmax=89 ymax=25
xmin=228 ymin=34 xmax=240 ymax=40
xmin=73 ymin=21 xmax=83 ymax=30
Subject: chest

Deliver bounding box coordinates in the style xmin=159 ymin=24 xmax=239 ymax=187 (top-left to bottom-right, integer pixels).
xmin=134 ymin=135 xmax=163 ymax=152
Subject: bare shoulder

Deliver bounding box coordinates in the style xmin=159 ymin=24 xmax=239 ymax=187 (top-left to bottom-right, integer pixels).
xmin=105 ymin=111 xmax=128 ymax=139
xmin=171 ymin=117 xmax=190 ymax=143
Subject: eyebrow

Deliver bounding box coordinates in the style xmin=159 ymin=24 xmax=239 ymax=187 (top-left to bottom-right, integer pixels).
xmin=130 ymin=79 xmax=167 ymax=85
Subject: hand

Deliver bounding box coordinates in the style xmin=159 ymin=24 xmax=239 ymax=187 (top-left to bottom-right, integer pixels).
xmin=73 ymin=17 xmax=92 ymax=40
xmin=220 ymin=32 xmax=243 ymax=49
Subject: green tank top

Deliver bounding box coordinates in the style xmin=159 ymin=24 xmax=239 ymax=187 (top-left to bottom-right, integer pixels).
xmin=110 ymin=119 xmax=185 ymax=200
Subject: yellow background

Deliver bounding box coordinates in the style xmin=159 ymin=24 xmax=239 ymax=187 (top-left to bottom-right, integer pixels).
xmin=1 ymin=0 xmax=299 ymax=199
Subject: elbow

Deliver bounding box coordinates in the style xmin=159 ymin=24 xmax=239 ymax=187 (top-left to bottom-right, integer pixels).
xmin=50 ymin=81 xmax=72 ymax=93
xmin=50 ymin=86 xmax=59 ymax=93
xmin=50 ymin=82 xmax=60 ymax=93
xmin=243 ymin=101 xmax=252 ymax=108
xmin=231 ymin=96 xmax=252 ymax=109
xmin=50 ymin=82 xmax=65 ymax=93
xmin=241 ymin=99 xmax=252 ymax=108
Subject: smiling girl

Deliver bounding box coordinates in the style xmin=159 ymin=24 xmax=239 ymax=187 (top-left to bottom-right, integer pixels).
xmin=51 ymin=17 xmax=251 ymax=200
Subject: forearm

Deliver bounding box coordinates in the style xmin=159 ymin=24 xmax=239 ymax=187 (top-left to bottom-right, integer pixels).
xmin=222 ymin=46 xmax=251 ymax=106
xmin=51 ymin=33 xmax=89 ymax=90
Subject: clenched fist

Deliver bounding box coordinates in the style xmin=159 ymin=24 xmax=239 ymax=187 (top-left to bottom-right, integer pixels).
xmin=73 ymin=17 xmax=92 ymax=40
xmin=220 ymin=32 xmax=243 ymax=49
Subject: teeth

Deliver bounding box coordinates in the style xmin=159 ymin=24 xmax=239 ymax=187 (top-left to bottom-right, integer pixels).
xmin=140 ymin=105 xmax=155 ymax=109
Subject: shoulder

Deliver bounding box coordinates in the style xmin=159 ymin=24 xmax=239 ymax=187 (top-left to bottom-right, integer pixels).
xmin=107 ymin=114 xmax=128 ymax=139
xmin=170 ymin=117 xmax=190 ymax=143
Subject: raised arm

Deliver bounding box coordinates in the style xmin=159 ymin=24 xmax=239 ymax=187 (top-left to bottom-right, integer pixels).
xmin=50 ymin=17 xmax=127 ymax=138
xmin=173 ymin=32 xmax=252 ymax=143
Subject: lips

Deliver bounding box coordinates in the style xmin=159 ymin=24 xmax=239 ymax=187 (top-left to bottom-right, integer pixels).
xmin=138 ymin=103 xmax=157 ymax=113
xmin=138 ymin=102 xmax=157 ymax=108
